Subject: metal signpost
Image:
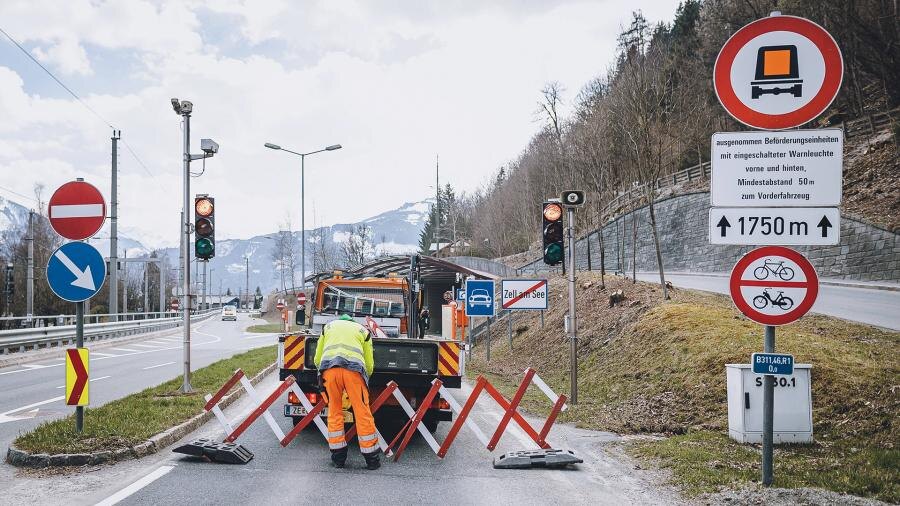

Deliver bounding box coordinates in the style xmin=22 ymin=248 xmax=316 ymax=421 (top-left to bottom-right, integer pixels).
xmin=712 ymin=12 xmax=842 ymax=487
xmin=46 ymin=180 xmax=107 ymax=433
xmin=560 ymin=190 xmax=584 ymax=405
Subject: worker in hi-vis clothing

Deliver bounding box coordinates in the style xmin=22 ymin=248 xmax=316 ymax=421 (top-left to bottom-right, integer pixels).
xmin=314 ymin=314 xmax=381 ymax=469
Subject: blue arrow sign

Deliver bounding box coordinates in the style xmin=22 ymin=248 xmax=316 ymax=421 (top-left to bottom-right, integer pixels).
xmin=47 ymin=242 xmax=106 ymax=302
xmin=464 ymin=279 xmax=495 ymax=317
xmin=751 ymin=352 xmax=794 ymax=376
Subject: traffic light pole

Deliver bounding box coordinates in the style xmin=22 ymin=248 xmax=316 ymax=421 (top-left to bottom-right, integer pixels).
xmin=181 ymin=109 xmax=192 ymax=394
xmin=566 ymin=207 xmax=578 ymax=405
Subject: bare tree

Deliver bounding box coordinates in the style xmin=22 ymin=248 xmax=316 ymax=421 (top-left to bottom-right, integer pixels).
xmin=340 ymin=225 xmax=374 ymax=268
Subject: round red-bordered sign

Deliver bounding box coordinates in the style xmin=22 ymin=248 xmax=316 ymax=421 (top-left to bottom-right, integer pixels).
xmin=48 ymin=180 xmax=107 ymax=240
xmin=297 ymin=292 xmax=307 ymax=305
xmin=730 ymin=246 xmax=818 ymax=325
xmin=276 ymin=301 xmax=285 ymax=311
xmin=714 ymin=15 xmax=843 ymax=130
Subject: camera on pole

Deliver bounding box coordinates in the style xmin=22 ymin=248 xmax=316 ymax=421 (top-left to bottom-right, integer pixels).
xmin=542 ymin=201 xmax=564 ymax=265
xmin=195 ymin=195 xmax=215 ymax=260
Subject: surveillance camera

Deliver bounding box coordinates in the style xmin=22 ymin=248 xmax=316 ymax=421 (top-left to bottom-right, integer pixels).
xmin=560 ymin=190 xmax=585 ymax=207
xmin=171 ymin=98 xmax=182 ymax=114
xmin=180 ymin=100 xmax=193 ymax=114
xmin=201 ymin=138 xmax=219 ymax=155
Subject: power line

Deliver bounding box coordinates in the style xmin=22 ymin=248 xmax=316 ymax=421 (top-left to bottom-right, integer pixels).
xmin=0 ymin=184 xmax=38 ymax=203
xmin=0 ymin=25 xmax=164 ymax=188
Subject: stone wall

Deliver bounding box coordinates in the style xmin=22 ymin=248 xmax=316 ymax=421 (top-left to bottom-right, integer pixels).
xmin=520 ymin=191 xmax=900 ymax=282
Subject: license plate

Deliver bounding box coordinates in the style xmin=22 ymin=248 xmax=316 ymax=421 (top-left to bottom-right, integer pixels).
xmin=284 ymin=404 xmax=308 ymax=417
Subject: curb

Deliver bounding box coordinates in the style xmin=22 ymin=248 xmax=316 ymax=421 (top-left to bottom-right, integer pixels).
xmin=5 ymin=361 xmax=277 ymax=468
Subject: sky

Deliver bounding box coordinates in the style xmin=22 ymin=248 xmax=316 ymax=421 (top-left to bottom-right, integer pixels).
xmin=0 ymin=0 xmax=678 ymax=249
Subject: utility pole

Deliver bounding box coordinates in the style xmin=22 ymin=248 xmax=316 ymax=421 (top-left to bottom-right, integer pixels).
xmin=435 ymin=154 xmax=440 ymax=257
xmin=245 ymin=256 xmax=249 ymax=310
xmin=201 ymin=260 xmax=207 ymax=311
xmin=109 ymin=130 xmax=120 ymax=320
xmin=122 ymin=250 xmax=128 ymax=316
xmin=143 ymin=264 xmax=149 ymax=314
xmin=26 ymin=210 xmax=33 ymax=324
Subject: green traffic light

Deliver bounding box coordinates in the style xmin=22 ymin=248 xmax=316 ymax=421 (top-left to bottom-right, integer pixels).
xmin=544 ymin=243 xmax=563 ymax=265
xmin=195 ymin=237 xmax=214 ymax=258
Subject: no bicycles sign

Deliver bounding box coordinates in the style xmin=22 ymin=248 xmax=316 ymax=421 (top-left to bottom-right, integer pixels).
xmin=729 ymin=246 xmax=819 ymax=325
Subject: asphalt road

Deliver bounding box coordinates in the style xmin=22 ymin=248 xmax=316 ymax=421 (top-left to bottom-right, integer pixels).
xmin=0 ymin=312 xmax=277 ymax=453
xmin=635 ymin=272 xmax=900 ymax=330
xmin=72 ymin=374 xmax=680 ymax=506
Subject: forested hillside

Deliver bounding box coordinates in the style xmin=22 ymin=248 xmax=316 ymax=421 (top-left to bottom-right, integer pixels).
xmin=427 ymin=0 xmax=899 ymax=259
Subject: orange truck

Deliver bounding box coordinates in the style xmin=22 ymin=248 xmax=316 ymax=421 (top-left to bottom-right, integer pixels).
xmin=277 ymin=272 xmax=462 ymax=432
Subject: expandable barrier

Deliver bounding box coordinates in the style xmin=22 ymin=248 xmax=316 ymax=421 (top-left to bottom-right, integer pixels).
xmin=200 ymin=367 xmax=566 ymax=463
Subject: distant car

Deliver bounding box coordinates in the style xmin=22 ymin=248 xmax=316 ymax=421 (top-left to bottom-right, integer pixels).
xmin=221 ymin=305 xmax=238 ymax=321
xmin=468 ymin=289 xmax=492 ymax=308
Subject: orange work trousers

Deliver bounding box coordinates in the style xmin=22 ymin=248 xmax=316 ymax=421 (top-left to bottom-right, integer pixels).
xmin=321 ymin=367 xmax=379 ymax=454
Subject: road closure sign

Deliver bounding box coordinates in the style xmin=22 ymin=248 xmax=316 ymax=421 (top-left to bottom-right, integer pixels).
xmin=48 ymin=180 xmax=107 ymax=240
xmin=710 ymin=129 xmax=842 ymax=207
xmin=713 ymin=14 xmax=843 ymax=130
xmin=729 ymin=246 xmax=818 ymax=326
xmin=709 ymin=207 xmax=838 ymax=246
xmin=501 ymin=279 xmax=548 ymax=310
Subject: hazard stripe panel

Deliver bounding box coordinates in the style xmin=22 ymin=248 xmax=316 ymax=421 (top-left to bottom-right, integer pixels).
xmin=283 ymin=335 xmax=305 ymax=370
xmin=438 ymin=342 xmax=460 ymax=376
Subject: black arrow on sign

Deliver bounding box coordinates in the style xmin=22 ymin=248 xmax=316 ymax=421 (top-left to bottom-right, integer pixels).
xmin=817 ymin=215 xmax=833 ymax=237
xmin=716 ymin=215 xmax=731 ymax=237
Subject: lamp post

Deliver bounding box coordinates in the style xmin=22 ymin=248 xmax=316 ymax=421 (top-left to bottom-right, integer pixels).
xmin=264 ymin=142 xmax=341 ymax=292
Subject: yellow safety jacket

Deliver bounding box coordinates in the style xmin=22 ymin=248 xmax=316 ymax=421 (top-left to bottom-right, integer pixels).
xmin=314 ymin=319 xmax=374 ymax=381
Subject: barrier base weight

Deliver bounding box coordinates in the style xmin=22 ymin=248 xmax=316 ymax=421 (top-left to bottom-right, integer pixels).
xmin=492 ymin=449 xmax=581 ymax=469
xmin=173 ymin=438 xmax=254 ymax=464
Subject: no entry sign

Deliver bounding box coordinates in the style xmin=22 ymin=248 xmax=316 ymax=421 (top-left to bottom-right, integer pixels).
xmin=48 ymin=180 xmax=107 ymax=240
xmin=729 ymin=246 xmax=818 ymax=325
xmin=276 ymin=300 xmax=285 ymax=311
xmin=713 ymin=14 xmax=843 ymax=130
xmin=297 ymin=293 xmax=307 ymax=305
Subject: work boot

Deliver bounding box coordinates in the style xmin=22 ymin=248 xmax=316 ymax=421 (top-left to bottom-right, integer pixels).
xmin=364 ymin=448 xmax=381 ymax=470
xmin=331 ymin=447 xmax=348 ymax=468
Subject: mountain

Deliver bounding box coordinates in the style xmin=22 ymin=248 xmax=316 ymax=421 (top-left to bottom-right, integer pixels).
xmin=0 ymin=194 xmax=431 ymax=295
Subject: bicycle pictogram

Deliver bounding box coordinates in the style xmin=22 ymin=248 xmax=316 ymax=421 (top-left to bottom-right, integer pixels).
xmin=752 ymin=288 xmax=794 ymax=311
xmin=753 ymin=259 xmax=795 ymax=281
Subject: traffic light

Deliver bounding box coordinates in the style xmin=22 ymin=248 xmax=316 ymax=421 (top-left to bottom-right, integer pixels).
xmin=4 ymin=263 xmax=13 ymax=295
xmin=542 ymin=201 xmax=564 ymax=265
xmin=194 ymin=195 xmax=215 ymax=260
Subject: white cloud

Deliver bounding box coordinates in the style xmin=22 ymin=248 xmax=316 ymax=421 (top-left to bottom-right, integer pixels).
xmin=0 ymin=1 xmax=679 ymax=248
xmin=31 ymin=37 xmax=92 ymax=76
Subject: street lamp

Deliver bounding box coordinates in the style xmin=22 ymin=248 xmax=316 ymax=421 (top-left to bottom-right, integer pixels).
xmin=264 ymin=141 xmax=342 ymax=291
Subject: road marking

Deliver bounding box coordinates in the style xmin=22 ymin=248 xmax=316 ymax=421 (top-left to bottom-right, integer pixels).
xmin=132 ymin=344 xmax=161 ymax=349
xmin=0 ymin=321 xmax=221 ymax=377
xmin=113 ymin=348 xmax=139 ymax=352
xmin=0 ymin=396 xmax=65 ymax=424
xmin=145 ymin=341 xmax=170 ymax=345
xmin=91 ymin=352 xmax=118 ymax=357
xmin=20 ymin=364 xmax=49 ymax=369
xmin=56 ymin=375 xmax=111 ymax=389
xmin=142 ymin=361 xmax=175 ymax=370
xmin=95 ymin=465 xmax=175 ymax=506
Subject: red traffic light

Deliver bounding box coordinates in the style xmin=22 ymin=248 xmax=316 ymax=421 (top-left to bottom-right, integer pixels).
xmin=195 ymin=197 xmax=214 ymax=217
xmin=543 ymin=203 xmax=562 ymax=221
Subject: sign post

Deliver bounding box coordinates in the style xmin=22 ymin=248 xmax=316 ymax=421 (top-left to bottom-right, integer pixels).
xmin=48 ymin=179 xmax=107 ymax=433
xmin=712 ymin=12 xmax=842 ymax=487
xmin=560 ymin=190 xmax=584 ymax=405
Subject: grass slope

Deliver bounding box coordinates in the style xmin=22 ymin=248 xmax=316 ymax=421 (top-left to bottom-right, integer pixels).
xmin=468 ymin=273 xmax=898 ymax=502
xmin=15 ymin=346 xmax=276 ymax=455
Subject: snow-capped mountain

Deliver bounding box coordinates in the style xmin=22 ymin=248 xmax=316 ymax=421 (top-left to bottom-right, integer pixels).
xmin=0 ymin=195 xmax=431 ymax=294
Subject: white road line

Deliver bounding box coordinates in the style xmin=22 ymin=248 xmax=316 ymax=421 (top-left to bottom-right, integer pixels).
xmin=20 ymin=364 xmax=49 ymax=369
xmin=145 ymin=341 xmax=170 ymax=345
xmin=91 ymin=352 xmax=118 ymax=358
xmin=131 ymin=344 xmax=161 ymax=349
xmin=95 ymin=465 xmax=175 ymax=506
xmin=0 ymin=323 xmax=222 ymax=377
xmin=1 ymin=396 xmax=65 ymax=417
xmin=142 ymin=361 xmax=175 ymax=370
xmin=55 ymin=375 xmax=112 ymax=389
xmin=113 ymin=348 xmax=139 ymax=353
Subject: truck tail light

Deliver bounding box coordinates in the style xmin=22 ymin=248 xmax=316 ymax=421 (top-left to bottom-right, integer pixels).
xmin=436 ymin=399 xmax=450 ymax=410
xmin=288 ymin=391 xmax=300 ymax=404
xmin=306 ymin=392 xmax=318 ymax=404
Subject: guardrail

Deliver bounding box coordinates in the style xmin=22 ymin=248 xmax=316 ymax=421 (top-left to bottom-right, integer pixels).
xmin=0 ymin=309 xmax=218 ymax=355
xmin=0 ymin=311 xmax=181 ymax=330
